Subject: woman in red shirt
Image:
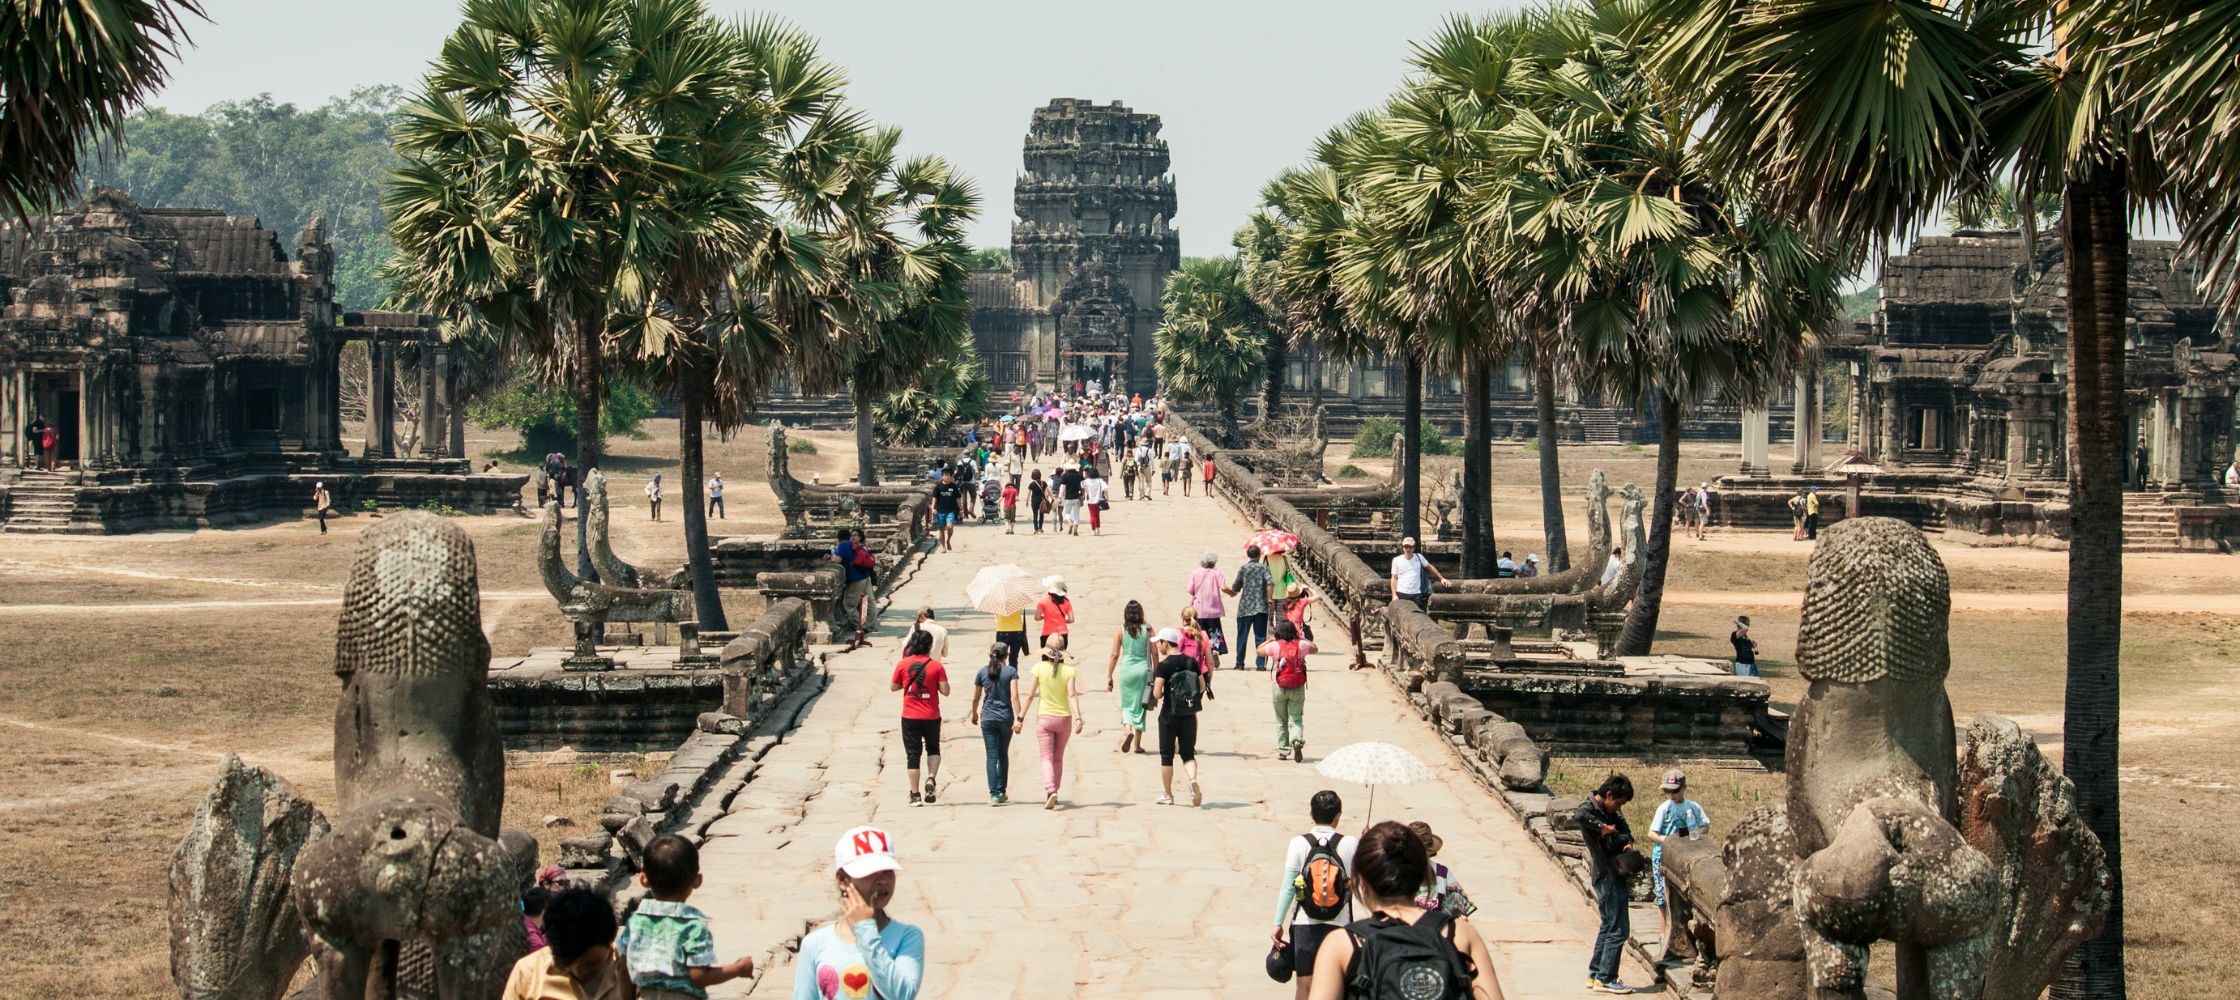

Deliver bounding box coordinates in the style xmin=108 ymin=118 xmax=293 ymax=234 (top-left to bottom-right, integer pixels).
xmin=890 ymin=630 xmax=950 ymax=806
xmin=1035 ymin=576 xmax=1075 ymax=649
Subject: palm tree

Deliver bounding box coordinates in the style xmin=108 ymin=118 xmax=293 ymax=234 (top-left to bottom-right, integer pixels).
xmin=0 ymin=0 xmax=204 ymax=220
xmin=1475 ymin=2 xmax=1837 ymax=655
xmin=1233 ymin=210 xmax=1293 ymax=418
xmin=616 ymin=14 xmax=848 ymax=632
xmin=1627 ymin=0 xmax=2228 ymax=987
xmin=1154 ymin=256 xmax=1270 ymax=444
xmin=873 ymin=346 xmax=990 ymax=445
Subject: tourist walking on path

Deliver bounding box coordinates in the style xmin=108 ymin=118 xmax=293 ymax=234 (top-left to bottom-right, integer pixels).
xmin=967 ymin=642 xmax=1022 ymax=806
xmin=931 ymin=471 xmax=964 ymax=552
xmin=1025 ymin=643 xmax=1085 ymax=810
xmin=1186 ymin=550 xmax=1228 ymax=647
xmin=993 ymin=600 xmax=1028 ymax=668
xmin=645 ymin=473 xmax=663 ymax=522
xmin=1227 ymin=545 xmax=1274 ymax=669
xmin=1105 ymin=600 xmax=1154 ymax=754
xmin=619 ymin=835 xmax=756 ymax=998
xmin=1134 ymin=439 xmax=1157 ymax=500
xmin=794 ymin=826 xmax=925 ymax=1000
xmin=1028 ymin=470 xmax=1048 ymax=534
xmin=1150 ymin=627 xmax=1205 ymax=806
xmin=1804 ymin=486 xmax=1822 ymax=539
xmin=908 ymin=607 xmax=948 ymax=660
xmin=892 ymin=631 xmax=949 ymax=807
xmin=1082 ymin=466 xmax=1108 ymax=535
xmin=312 ymin=482 xmax=332 ymax=535
xmin=1390 ymin=536 xmax=1446 ymax=611
xmin=1406 ymin=821 xmax=1477 ymax=917
xmin=1300 ymin=821 xmax=1505 ymax=1000
xmin=1201 ymin=455 xmax=1216 ymax=495
xmin=1282 ymin=583 xmax=1315 ymax=642
xmin=1729 ymin=616 xmax=1759 ymax=677
xmin=1173 ymin=608 xmax=1216 ymax=698
xmin=1001 ymin=477 xmax=1019 ymax=534
xmin=1647 ymin=769 xmax=1710 ymax=960
xmin=1576 ymin=774 xmax=1641 ymax=994
xmin=1272 ymin=790 xmax=1357 ymax=1000
xmin=1263 ymin=620 xmax=1317 ymax=761
xmin=1059 ymin=463 xmax=1085 ymax=535
xmin=705 ymin=472 xmax=724 ymax=519
xmin=1035 ymin=576 xmax=1074 ymax=649
xmin=1788 ymin=489 xmax=1807 ymax=540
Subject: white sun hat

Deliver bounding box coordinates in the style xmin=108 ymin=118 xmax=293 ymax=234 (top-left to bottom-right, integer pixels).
xmin=834 ymin=825 xmax=899 ymax=878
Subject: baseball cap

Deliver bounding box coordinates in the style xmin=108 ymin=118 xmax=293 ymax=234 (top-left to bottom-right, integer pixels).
xmin=1660 ymin=769 xmax=1686 ymax=791
xmin=1400 ymin=536 xmax=1417 ymax=547
xmin=1154 ymin=627 xmax=1183 ymax=646
xmin=834 ymin=826 xmax=899 ymax=878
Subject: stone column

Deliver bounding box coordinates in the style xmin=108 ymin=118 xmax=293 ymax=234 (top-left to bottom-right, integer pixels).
xmin=76 ymin=367 xmax=91 ymax=474
xmin=0 ymin=369 xmax=16 ymax=468
xmin=1740 ymin=406 xmax=1771 ymax=477
xmin=417 ymin=346 xmax=441 ymax=458
xmin=1791 ymin=368 xmax=1822 ymax=475
xmin=371 ymin=340 xmax=396 ymax=459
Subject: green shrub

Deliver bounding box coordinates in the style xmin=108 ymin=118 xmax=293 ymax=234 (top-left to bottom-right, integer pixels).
xmin=1337 ymin=464 xmax=1369 ymax=479
xmin=355 ymin=498 xmax=379 ymax=514
xmin=418 ymin=499 xmax=464 ymax=517
xmin=1625 ymin=442 xmax=1644 ymax=452
xmin=1353 ymin=417 xmax=1458 ymax=458
xmin=469 ymin=377 xmax=657 ymax=456
xmin=1524 ymin=436 xmax=1540 ymax=452
xmin=787 ymin=437 xmax=818 ymax=455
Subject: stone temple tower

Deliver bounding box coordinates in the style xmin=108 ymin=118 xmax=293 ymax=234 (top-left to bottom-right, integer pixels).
xmin=1007 ymin=98 xmax=1180 ymax=394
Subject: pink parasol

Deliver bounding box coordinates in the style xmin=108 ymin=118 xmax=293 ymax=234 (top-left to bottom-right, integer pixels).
xmin=1247 ymin=529 xmax=1301 ymax=555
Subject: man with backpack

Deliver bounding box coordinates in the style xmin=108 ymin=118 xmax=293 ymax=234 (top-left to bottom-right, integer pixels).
xmin=1261 ymin=620 xmax=1317 ymax=762
xmin=829 ymin=528 xmax=878 ymax=647
xmin=1149 ymin=629 xmax=1206 ymax=807
xmin=1272 ymin=790 xmax=1356 ymax=1000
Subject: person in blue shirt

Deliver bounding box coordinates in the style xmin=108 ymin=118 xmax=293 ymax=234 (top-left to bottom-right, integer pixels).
xmin=1647 ymin=768 xmax=1711 ymax=962
xmin=829 ymin=528 xmax=876 ymax=646
xmin=794 ymin=826 xmax=924 ymax=1000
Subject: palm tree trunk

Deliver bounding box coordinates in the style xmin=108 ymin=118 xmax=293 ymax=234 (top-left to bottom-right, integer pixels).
xmin=573 ymin=320 xmax=603 ymax=583
xmin=2051 ymin=159 xmax=2127 ymax=1000
xmin=1536 ymin=353 xmax=1571 ymax=571
xmin=1220 ymin=396 xmax=1243 ymax=448
xmin=1263 ymin=330 xmax=1287 ymax=420
xmin=677 ymin=359 xmax=726 ymax=632
xmin=853 ymin=372 xmax=878 ymax=487
xmin=1614 ymin=389 xmax=1682 ymax=656
xmin=1400 ymin=353 xmax=1423 ymax=542
xmin=1460 ymin=351 xmax=1495 ymax=577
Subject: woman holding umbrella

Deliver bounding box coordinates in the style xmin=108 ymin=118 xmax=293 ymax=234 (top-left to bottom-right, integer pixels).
xmin=1104 ymin=600 xmax=1153 ymax=754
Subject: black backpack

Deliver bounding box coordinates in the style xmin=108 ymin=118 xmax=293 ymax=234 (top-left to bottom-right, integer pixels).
xmin=1343 ymin=911 xmax=1475 ymax=1000
xmin=1165 ymin=665 xmax=1203 ymax=716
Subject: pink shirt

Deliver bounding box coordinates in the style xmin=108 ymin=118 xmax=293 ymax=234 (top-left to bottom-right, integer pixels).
xmin=1187 ymin=567 xmax=1227 ymax=619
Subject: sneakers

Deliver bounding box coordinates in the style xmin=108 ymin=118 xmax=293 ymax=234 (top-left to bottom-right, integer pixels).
xmin=1588 ymin=979 xmax=1636 ymax=995
xmin=1292 ymin=738 xmax=1305 ymax=763
xmin=909 ymin=790 xmax=921 ymax=807
xmin=991 ymin=793 xmax=1006 ymax=806
xmin=1044 ymin=793 xmax=1058 ymax=810
xmin=1275 ymin=746 xmax=1291 ymax=762
xmin=1156 ymin=794 xmax=1175 ymax=805
xmin=923 ymin=779 xmax=936 ymax=804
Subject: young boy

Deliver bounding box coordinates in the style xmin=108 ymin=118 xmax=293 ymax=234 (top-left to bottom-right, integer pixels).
xmin=1576 ymin=775 xmax=1640 ymax=994
xmin=1647 ymin=769 xmax=1710 ymax=960
xmin=502 ymin=887 xmax=630 ymax=1000
xmin=619 ymin=835 xmax=756 ymax=999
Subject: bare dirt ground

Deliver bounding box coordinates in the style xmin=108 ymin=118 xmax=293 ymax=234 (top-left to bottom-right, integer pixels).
xmin=0 ymin=419 xmax=857 ymax=1000
xmin=0 ymin=430 xmax=2226 ymax=998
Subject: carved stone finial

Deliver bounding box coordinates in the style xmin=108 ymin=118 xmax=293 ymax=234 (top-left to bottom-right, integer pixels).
xmin=1796 ymin=516 xmax=1951 ymax=684
xmin=168 ymin=756 xmax=327 ymax=1000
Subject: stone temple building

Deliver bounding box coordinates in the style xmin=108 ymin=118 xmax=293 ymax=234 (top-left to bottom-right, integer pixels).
xmin=1726 ymin=231 xmax=2240 ymax=550
xmin=0 ymin=189 xmax=520 ymax=532
xmin=970 ymin=99 xmax=1180 ymax=394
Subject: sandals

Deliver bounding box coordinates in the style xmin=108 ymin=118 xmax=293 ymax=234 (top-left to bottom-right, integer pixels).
xmin=1190 ymin=781 xmax=1203 ymax=807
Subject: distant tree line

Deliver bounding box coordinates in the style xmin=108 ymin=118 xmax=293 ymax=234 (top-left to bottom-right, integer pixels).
xmin=81 ymin=86 xmax=403 ymax=310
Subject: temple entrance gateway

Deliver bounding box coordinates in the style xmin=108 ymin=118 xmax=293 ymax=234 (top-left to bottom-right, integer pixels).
xmin=27 ymin=372 xmax=80 ymax=468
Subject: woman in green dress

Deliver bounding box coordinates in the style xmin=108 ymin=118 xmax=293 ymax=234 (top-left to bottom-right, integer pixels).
xmin=1105 ymin=599 xmax=1154 ymax=754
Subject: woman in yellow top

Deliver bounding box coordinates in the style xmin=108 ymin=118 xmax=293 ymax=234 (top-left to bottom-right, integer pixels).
xmin=1025 ymin=642 xmax=1086 ymax=810
xmin=993 ymin=605 xmax=1028 ymax=668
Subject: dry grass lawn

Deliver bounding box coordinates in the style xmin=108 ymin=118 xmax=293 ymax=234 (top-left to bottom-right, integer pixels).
xmin=0 ymin=429 xmax=2228 ymax=998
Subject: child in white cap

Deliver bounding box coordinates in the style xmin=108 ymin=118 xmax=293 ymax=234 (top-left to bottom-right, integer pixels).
xmin=1646 ymin=770 xmax=1710 ymax=959
xmin=793 ymin=826 xmax=923 ymax=1000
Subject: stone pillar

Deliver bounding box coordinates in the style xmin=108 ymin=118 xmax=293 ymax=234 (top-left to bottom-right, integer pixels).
xmin=370 ymin=340 xmax=396 ymax=459
xmin=76 ymin=367 xmax=91 ymax=473
xmin=0 ymin=368 xmax=17 ymax=468
xmin=1740 ymin=405 xmax=1771 ymax=477
xmin=2005 ymin=411 xmax=2027 ymax=481
xmin=417 ymin=346 xmax=441 ymax=458
xmin=1791 ymin=368 xmax=1822 ymax=475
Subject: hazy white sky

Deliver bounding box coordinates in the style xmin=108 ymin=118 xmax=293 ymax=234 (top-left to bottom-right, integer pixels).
xmin=150 ymin=0 xmax=1516 ymax=257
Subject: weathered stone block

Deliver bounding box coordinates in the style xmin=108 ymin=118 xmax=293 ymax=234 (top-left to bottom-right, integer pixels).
xmin=697 ymin=711 xmax=747 ymax=735
xmin=557 ymin=833 xmax=613 ymax=869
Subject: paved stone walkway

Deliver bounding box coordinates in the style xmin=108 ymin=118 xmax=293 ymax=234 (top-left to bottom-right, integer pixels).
xmin=693 ymin=489 xmax=1642 ymax=998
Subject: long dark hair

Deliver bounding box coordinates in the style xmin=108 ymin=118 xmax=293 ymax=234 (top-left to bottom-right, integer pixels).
xmin=1352 ymin=821 xmax=1432 ymax=905
xmin=1123 ymin=600 xmax=1145 ymax=639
